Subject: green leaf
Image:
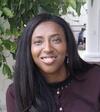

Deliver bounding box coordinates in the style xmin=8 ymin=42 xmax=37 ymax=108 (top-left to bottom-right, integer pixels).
xmin=2 ymin=39 xmax=17 ymax=55
xmin=2 ymin=64 xmax=12 ymax=78
xmin=0 ymin=62 xmax=2 ymax=67
xmin=10 ymin=41 xmax=17 ymax=53
xmin=0 ymin=10 xmax=3 ymax=16
xmin=68 ymin=0 xmax=76 ymax=9
xmin=2 ymin=7 xmax=14 ymax=18
xmin=2 ymin=39 xmax=11 ymax=50
xmin=0 ymin=0 xmax=7 ymax=7
xmin=0 ymin=54 xmax=3 ymax=62
xmin=0 ymin=54 xmax=6 ymax=63
xmin=0 ymin=38 xmax=3 ymax=44
xmin=0 ymin=45 xmax=3 ymax=52
xmin=0 ymin=16 xmax=10 ymax=33
xmin=2 ymin=55 xmax=6 ymax=62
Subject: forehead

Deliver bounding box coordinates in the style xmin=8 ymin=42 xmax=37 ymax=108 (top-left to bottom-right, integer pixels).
xmin=32 ymin=21 xmax=65 ymax=36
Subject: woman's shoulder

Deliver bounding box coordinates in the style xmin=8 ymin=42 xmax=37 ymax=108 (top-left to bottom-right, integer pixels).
xmin=6 ymin=83 xmax=15 ymax=99
xmin=77 ymin=64 xmax=100 ymax=81
xmin=6 ymin=83 xmax=16 ymax=112
xmin=88 ymin=64 xmax=100 ymax=75
xmin=85 ymin=64 xmax=100 ymax=82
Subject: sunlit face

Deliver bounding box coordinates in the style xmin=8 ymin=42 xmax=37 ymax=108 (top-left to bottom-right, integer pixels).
xmin=31 ymin=21 xmax=67 ymax=76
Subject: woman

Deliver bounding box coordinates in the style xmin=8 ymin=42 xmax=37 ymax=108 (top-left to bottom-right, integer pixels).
xmin=6 ymin=13 xmax=100 ymax=112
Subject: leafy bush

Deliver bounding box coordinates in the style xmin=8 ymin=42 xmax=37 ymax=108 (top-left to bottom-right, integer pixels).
xmin=0 ymin=0 xmax=86 ymax=78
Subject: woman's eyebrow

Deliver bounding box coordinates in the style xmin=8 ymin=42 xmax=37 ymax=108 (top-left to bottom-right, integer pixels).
xmin=32 ymin=34 xmax=62 ymax=40
xmin=32 ymin=36 xmax=43 ymax=39
xmin=49 ymin=34 xmax=61 ymax=38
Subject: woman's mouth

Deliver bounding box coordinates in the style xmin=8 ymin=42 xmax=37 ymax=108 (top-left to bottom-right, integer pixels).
xmin=41 ymin=56 xmax=57 ymax=64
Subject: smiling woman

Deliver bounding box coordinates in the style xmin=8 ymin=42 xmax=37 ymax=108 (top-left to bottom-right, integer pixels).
xmin=31 ymin=21 xmax=67 ymax=82
xmin=6 ymin=13 xmax=100 ymax=112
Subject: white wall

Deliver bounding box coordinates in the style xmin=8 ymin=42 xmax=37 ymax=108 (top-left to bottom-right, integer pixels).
xmin=0 ymin=73 xmax=12 ymax=112
xmin=0 ymin=52 xmax=13 ymax=112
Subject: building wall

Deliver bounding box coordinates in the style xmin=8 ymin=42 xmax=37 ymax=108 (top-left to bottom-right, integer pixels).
xmin=0 ymin=73 xmax=12 ymax=112
xmin=0 ymin=52 xmax=13 ymax=112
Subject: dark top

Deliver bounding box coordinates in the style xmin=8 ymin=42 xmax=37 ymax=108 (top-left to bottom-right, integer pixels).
xmin=6 ymin=65 xmax=100 ymax=112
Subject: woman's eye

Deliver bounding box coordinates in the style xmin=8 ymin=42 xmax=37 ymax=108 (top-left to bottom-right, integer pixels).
xmin=52 ymin=38 xmax=61 ymax=44
xmin=33 ymin=40 xmax=43 ymax=45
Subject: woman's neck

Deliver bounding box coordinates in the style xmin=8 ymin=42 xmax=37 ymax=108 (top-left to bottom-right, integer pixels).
xmin=43 ymin=67 xmax=69 ymax=84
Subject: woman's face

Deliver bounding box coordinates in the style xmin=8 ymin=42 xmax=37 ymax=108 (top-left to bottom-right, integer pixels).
xmin=31 ymin=21 xmax=67 ymax=76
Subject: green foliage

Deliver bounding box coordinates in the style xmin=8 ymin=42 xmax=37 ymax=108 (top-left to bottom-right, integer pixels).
xmin=3 ymin=63 xmax=12 ymax=78
xmin=0 ymin=0 xmax=86 ymax=78
xmin=4 ymin=0 xmax=86 ymax=34
xmin=2 ymin=7 xmax=14 ymax=18
xmin=75 ymin=0 xmax=86 ymax=15
xmin=0 ymin=0 xmax=17 ymax=78
xmin=0 ymin=37 xmax=17 ymax=78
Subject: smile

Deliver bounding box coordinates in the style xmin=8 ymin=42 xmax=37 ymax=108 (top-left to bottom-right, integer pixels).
xmin=41 ymin=56 xmax=57 ymax=64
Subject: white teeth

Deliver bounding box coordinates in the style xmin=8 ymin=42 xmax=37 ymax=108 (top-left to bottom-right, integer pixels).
xmin=42 ymin=57 xmax=56 ymax=59
xmin=41 ymin=56 xmax=56 ymax=64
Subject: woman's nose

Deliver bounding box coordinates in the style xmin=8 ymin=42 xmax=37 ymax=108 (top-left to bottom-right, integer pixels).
xmin=43 ymin=41 xmax=53 ymax=53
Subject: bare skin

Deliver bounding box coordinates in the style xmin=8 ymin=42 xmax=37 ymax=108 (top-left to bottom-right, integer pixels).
xmin=31 ymin=21 xmax=69 ymax=83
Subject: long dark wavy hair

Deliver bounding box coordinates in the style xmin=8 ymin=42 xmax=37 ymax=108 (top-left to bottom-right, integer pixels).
xmin=14 ymin=13 xmax=93 ymax=112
